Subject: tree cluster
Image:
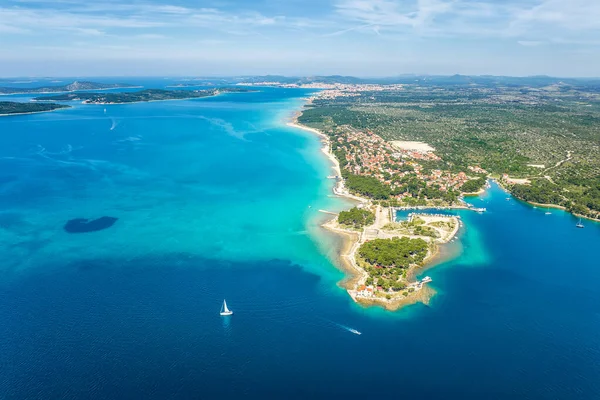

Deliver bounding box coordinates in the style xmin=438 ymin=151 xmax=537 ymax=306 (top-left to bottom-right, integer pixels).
xmin=358 ymin=237 xmax=428 ymax=268
xmin=342 ymin=171 xmax=391 ymax=199
xmin=461 ymin=177 xmax=487 ymax=193
xmin=338 ymin=207 xmax=375 ymax=228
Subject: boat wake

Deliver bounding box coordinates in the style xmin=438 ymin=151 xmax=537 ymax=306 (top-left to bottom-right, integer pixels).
xmin=109 ymin=117 xmax=120 ymax=131
xmin=342 ymin=326 xmax=362 ymax=335
xmin=324 ymin=319 xmax=362 ymax=335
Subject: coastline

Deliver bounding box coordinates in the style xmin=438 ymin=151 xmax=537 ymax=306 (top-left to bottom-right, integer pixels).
xmin=493 ymin=179 xmax=600 ymax=223
xmin=286 ymin=112 xmax=370 ymax=204
xmin=34 ymin=89 xmax=246 ymax=106
xmin=0 ymin=107 xmax=70 ymax=117
xmin=0 ymin=86 xmax=143 ymax=96
xmin=524 ymin=201 xmax=600 ymax=223
xmin=288 ymin=99 xmax=460 ymax=311
xmin=322 ymin=213 xmax=458 ymax=310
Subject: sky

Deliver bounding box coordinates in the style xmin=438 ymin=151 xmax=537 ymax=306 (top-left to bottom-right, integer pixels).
xmin=1 ymin=0 xmax=599 ymax=77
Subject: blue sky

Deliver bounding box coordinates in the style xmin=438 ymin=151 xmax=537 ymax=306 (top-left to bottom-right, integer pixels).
xmin=1 ymin=0 xmax=599 ymax=77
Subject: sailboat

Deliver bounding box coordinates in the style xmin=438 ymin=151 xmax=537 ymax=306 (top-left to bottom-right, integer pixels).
xmin=576 ymin=218 xmax=585 ymax=228
xmin=220 ymin=299 xmax=233 ymax=316
xmin=545 ymin=208 xmax=552 ymax=215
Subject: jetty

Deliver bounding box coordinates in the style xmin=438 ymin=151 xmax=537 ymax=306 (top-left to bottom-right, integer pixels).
xmin=318 ymin=209 xmax=337 ymax=215
xmin=392 ymin=205 xmax=486 ymax=214
xmin=407 ymin=212 xmax=462 ymax=221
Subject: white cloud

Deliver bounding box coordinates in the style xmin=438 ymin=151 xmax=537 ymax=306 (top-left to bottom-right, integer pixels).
xmin=2 ymin=0 xmax=600 ymax=76
xmin=0 ymin=3 xmax=289 ymax=37
xmin=517 ymin=40 xmax=544 ymax=47
xmin=332 ymin=0 xmax=600 ymax=42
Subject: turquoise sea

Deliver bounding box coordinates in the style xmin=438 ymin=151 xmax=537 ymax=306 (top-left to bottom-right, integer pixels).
xmin=1 ymin=79 xmax=599 ymax=399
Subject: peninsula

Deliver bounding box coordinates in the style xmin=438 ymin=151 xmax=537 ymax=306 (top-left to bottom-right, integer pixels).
xmin=34 ymin=87 xmax=251 ymax=104
xmin=325 ymin=204 xmax=460 ymax=310
xmin=289 ymin=96 xmax=471 ymax=310
xmin=0 ymin=101 xmax=70 ymax=116
xmin=0 ymin=81 xmax=138 ymax=95
xmin=286 ymin=75 xmax=600 ymax=308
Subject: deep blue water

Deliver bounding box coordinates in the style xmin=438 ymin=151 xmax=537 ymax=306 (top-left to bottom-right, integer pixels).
xmin=1 ymin=80 xmax=600 ymax=399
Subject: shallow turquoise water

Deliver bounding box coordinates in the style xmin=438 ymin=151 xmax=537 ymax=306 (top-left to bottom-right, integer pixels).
xmin=1 ymin=81 xmax=600 ymax=399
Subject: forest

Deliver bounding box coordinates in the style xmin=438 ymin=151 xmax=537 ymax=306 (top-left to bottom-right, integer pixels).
xmin=300 ymin=81 xmax=600 ymax=219
xmin=342 ymin=171 xmax=391 ymax=199
xmin=461 ymin=178 xmax=487 ymax=193
xmin=0 ymin=101 xmax=69 ymax=115
xmin=358 ymin=237 xmax=428 ymax=268
xmin=337 ymin=207 xmax=375 ymax=228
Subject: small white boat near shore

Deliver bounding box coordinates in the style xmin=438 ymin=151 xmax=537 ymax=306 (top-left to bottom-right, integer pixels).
xmin=220 ymin=299 xmax=233 ymax=316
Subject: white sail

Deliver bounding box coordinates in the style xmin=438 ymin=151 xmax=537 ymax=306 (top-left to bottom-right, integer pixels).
xmin=220 ymin=299 xmax=233 ymax=316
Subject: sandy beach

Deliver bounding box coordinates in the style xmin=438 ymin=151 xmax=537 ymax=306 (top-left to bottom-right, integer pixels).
xmin=287 ymin=112 xmax=368 ymax=204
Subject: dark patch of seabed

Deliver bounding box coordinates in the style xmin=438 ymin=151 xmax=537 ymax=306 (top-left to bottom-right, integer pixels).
xmin=63 ymin=217 xmax=118 ymax=233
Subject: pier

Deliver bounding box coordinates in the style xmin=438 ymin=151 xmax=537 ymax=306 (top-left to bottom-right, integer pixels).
xmin=318 ymin=209 xmax=337 ymax=215
xmin=392 ymin=205 xmax=486 ymax=214
xmin=407 ymin=212 xmax=462 ymax=221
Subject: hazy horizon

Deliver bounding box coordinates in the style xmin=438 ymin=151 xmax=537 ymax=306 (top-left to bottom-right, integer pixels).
xmin=1 ymin=0 xmax=600 ymax=77
xmin=1 ymin=73 xmax=600 ymax=80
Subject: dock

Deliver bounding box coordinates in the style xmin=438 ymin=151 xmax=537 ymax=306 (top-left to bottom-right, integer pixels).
xmin=318 ymin=209 xmax=337 ymax=215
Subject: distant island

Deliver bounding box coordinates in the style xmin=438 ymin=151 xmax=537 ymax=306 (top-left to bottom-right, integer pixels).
xmin=34 ymin=87 xmax=252 ymax=104
xmin=165 ymin=83 xmax=208 ymax=88
xmin=0 ymin=101 xmax=70 ymax=116
xmin=0 ymin=81 xmax=139 ymax=95
xmin=64 ymin=217 xmax=118 ymax=233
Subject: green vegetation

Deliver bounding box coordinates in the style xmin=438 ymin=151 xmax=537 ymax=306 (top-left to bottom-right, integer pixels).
xmin=383 ymin=217 xmax=441 ymax=238
xmin=461 ymin=178 xmax=487 ymax=193
xmin=510 ymin=178 xmax=600 ymax=215
xmin=342 ymin=171 xmax=391 ymax=199
xmin=357 ymin=236 xmax=429 ymax=292
xmin=413 ymin=225 xmax=439 ymax=238
xmin=337 ymin=207 xmax=375 ymax=228
xmin=300 ymin=81 xmax=600 ymax=219
xmin=358 ymin=237 xmax=428 ymax=268
xmin=0 ymin=101 xmax=69 ymax=115
xmin=35 ymin=88 xmax=250 ymax=104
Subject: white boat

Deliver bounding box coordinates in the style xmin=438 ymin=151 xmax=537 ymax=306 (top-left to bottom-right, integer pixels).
xmin=220 ymin=299 xmax=233 ymax=316
xmin=576 ymin=218 xmax=585 ymax=229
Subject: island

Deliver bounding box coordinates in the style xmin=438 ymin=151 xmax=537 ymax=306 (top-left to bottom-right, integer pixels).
xmin=0 ymin=81 xmax=139 ymax=95
xmin=34 ymin=87 xmax=252 ymax=104
xmin=64 ymin=217 xmax=118 ymax=233
xmin=0 ymin=101 xmax=70 ymax=116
